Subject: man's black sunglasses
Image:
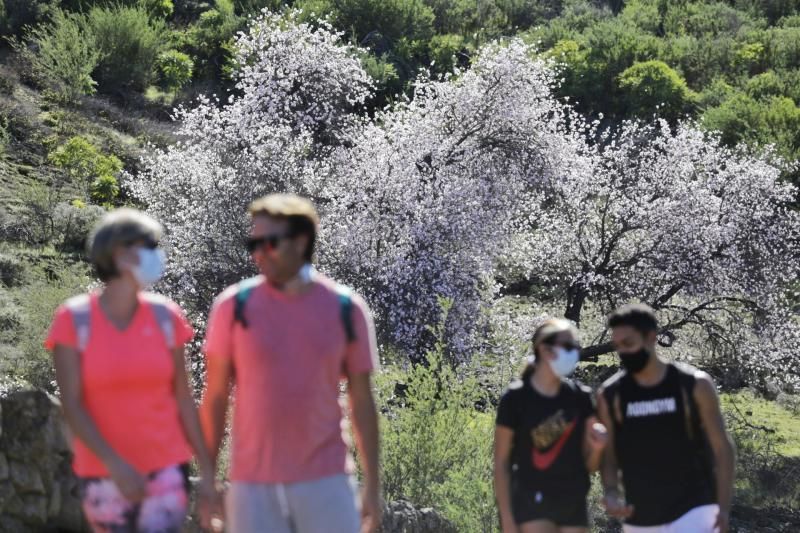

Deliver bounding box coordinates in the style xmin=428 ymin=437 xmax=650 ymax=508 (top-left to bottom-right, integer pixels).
xmin=246 ymin=233 xmax=291 ymax=253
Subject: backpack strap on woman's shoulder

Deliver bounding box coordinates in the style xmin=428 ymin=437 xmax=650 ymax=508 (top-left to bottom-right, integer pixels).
xmin=65 ymin=294 xmax=92 ymax=352
xmin=141 ymin=293 xmax=176 ymax=349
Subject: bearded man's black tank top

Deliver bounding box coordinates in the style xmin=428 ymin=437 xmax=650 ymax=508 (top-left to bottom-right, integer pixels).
xmin=602 ymin=362 xmax=715 ymax=526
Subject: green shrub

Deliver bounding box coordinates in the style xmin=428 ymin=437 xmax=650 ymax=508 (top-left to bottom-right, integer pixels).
xmin=697 ymin=78 xmax=737 ymax=108
xmin=617 ymin=59 xmax=696 ymax=122
xmin=89 ymin=175 xmax=120 ymax=206
xmin=428 ymin=33 xmax=466 ymax=75
xmin=660 ymin=1 xmax=758 ymax=39
xmin=703 ymin=93 xmax=766 ymax=146
xmin=746 ymin=70 xmax=785 ymax=99
xmin=722 ymin=390 xmax=800 ymax=508
xmin=703 ymin=93 xmax=800 ymax=158
xmin=660 ymin=35 xmax=735 ymax=88
xmin=377 ymin=298 xmax=496 ymax=532
xmin=7 ymin=260 xmax=92 ymax=392
xmin=734 ymin=41 xmax=768 ymax=75
xmin=778 ymin=69 xmax=800 ymax=103
xmin=545 ymin=39 xmax=590 ymax=102
xmin=0 ymin=0 xmax=59 ymax=36
xmin=0 ymin=74 xmax=14 ymax=95
xmin=421 ymin=0 xmax=471 ymax=34
xmin=52 ymin=202 xmax=106 ymax=250
xmin=88 ymin=4 xmax=168 ymax=93
xmin=48 ymin=136 xmax=123 ymax=204
xmin=0 ymin=289 xmax=23 ymax=343
xmin=180 ymin=0 xmax=241 ymax=81
xmin=10 ymin=9 xmax=100 ymax=102
xmin=0 ymin=253 xmax=26 ymax=288
xmin=360 ymin=53 xmax=403 ymax=97
xmin=734 ymin=0 xmax=800 ymax=25
xmin=0 ymin=114 xmax=9 ymax=153
xmin=140 ymin=0 xmax=175 ymax=19
xmin=495 ymin=0 xmax=562 ymax=30
xmin=562 ymin=18 xmax=662 ymax=117
xmin=233 ymin=0 xmax=282 ymax=15
xmin=780 ymin=15 xmax=800 ymax=28
xmin=325 ymin=0 xmax=435 ymax=43
xmin=156 ymin=49 xmax=195 ymax=91
xmin=770 ymin=26 xmax=800 ymax=69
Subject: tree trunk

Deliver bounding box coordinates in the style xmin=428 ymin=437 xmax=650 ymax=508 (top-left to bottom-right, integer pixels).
xmin=564 ymin=283 xmax=587 ymax=325
xmin=580 ymin=341 xmax=615 ymax=362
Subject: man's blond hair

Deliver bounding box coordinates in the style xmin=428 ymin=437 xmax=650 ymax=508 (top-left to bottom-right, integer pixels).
xmin=248 ymin=194 xmax=319 ymax=261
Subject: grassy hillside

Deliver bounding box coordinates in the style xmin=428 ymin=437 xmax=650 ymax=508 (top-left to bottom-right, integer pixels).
xmin=0 ymin=56 xmax=177 ymax=388
xmin=2 ymin=1 xmax=800 ymax=531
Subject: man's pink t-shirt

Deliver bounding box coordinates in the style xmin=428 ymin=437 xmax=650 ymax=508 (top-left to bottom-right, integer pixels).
xmin=45 ymin=292 xmax=195 ymax=477
xmin=203 ymin=274 xmax=378 ymax=484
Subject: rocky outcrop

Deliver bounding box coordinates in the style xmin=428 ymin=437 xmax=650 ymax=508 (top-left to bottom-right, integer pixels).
xmin=378 ymin=500 xmax=457 ymax=533
xmin=0 ymin=382 xmax=85 ymax=533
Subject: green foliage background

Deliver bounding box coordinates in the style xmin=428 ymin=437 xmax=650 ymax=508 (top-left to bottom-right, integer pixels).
xmin=5 ymin=0 xmax=800 ymax=188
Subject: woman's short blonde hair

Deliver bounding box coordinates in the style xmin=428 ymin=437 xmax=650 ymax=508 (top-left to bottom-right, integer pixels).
xmin=87 ymin=208 xmax=162 ymax=281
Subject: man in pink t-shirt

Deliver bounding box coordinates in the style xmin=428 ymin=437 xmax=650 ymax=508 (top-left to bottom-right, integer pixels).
xmin=200 ymin=194 xmax=381 ymax=533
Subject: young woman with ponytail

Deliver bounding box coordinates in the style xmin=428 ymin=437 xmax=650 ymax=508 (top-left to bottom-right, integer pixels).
xmin=494 ymin=319 xmax=608 ymax=533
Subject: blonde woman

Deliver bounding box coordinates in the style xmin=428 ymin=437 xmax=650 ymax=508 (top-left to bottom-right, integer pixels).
xmin=45 ymin=208 xmax=217 ymax=532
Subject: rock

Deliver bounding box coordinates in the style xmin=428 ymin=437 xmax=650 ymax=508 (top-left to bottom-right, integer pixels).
xmin=0 ymin=516 xmax=26 ymax=533
xmin=1 ymin=390 xmax=56 ymax=461
xmin=17 ymin=494 xmax=48 ymax=524
xmin=379 ymin=499 xmax=457 ymax=533
xmin=0 ymin=481 xmax=15 ymax=509
xmin=0 ymin=386 xmax=84 ymax=531
xmin=1 ymin=489 xmax=24 ymax=518
xmin=9 ymin=460 xmax=45 ymax=495
xmin=764 ymin=380 xmax=781 ymax=401
xmin=47 ymin=480 xmax=61 ymax=518
xmin=0 ymin=454 xmax=7 ymax=481
xmin=57 ymin=477 xmax=86 ymax=530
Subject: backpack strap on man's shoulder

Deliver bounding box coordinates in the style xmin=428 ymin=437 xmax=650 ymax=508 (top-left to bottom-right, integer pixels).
xmin=65 ymin=294 xmax=91 ymax=352
xmin=602 ymin=370 xmax=627 ymax=428
xmin=234 ymin=277 xmax=262 ymax=329
xmin=673 ymin=361 xmax=701 ymax=440
xmin=141 ymin=293 xmax=176 ymax=349
xmin=335 ymin=284 xmax=356 ymax=343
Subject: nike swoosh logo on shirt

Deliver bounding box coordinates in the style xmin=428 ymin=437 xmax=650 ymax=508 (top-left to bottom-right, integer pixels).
xmin=531 ymin=419 xmax=577 ymax=471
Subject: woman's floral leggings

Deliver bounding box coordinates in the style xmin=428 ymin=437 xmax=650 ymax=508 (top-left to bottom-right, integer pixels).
xmin=78 ymin=463 xmax=190 ymax=533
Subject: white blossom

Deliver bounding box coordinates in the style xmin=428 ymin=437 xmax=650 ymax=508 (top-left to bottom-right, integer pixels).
xmin=127 ymin=12 xmax=800 ymax=383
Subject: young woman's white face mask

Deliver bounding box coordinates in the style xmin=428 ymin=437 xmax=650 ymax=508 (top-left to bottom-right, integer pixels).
xmin=549 ymin=346 xmax=580 ymax=377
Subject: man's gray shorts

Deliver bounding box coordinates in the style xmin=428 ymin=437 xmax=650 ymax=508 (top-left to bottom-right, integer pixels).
xmin=225 ymin=474 xmax=360 ymax=533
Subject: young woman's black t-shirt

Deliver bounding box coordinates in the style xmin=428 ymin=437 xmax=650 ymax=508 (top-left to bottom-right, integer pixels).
xmin=496 ymin=378 xmax=595 ymax=526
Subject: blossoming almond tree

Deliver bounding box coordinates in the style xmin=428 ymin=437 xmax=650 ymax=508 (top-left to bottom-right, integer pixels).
xmin=128 ymin=10 xmax=800 ymax=385
xmin=319 ymin=41 xmax=597 ymax=358
xmin=127 ymin=11 xmax=373 ymax=312
xmin=507 ymin=121 xmax=800 ymax=384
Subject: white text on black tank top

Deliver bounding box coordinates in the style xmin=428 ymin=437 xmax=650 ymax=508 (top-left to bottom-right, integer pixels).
xmin=626 ymin=397 xmax=677 ymax=418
